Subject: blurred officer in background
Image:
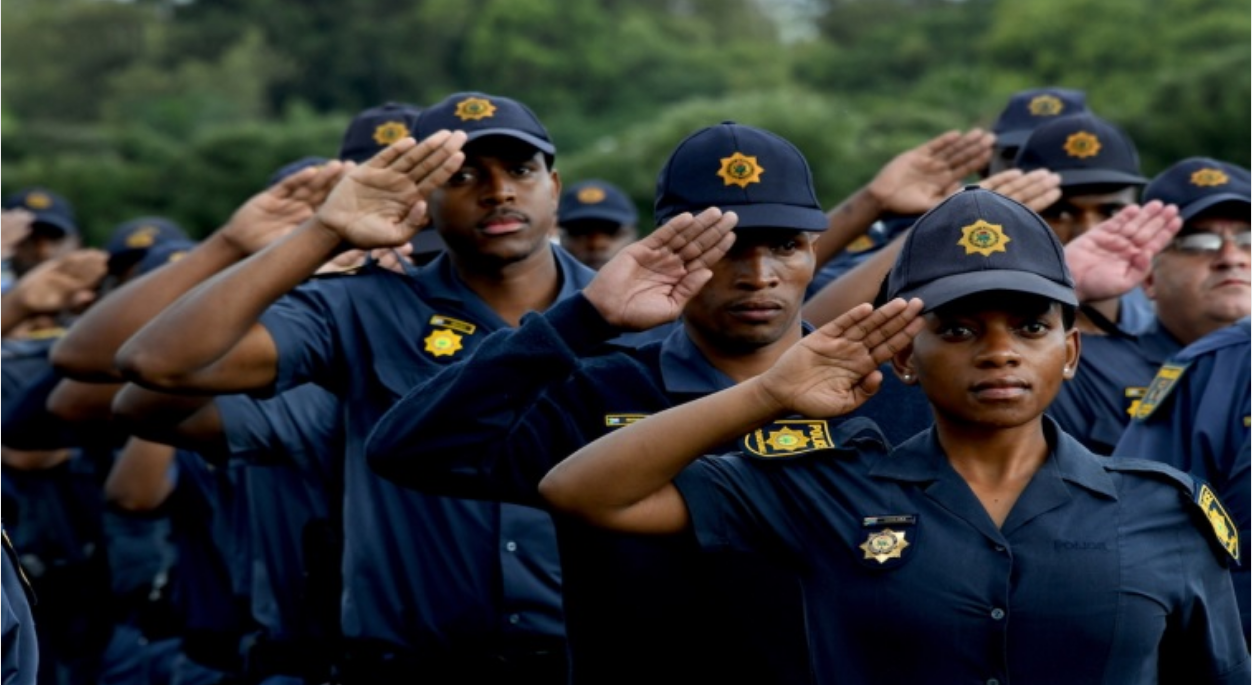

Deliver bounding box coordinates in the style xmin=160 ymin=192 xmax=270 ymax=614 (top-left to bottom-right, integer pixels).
xmin=2 ymin=188 xmax=81 ymax=294
xmin=556 ymin=179 xmax=638 ymax=270
xmin=987 ymin=86 xmax=1088 ymax=176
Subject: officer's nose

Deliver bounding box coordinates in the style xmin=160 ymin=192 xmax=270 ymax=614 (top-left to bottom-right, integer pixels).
xmin=1212 ymin=234 xmax=1250 ymax=270
xmin=733 ymin=247 xmax=781 ymax=289
xmin=974 ymin=324 xmax=1021 ymax=368
xmin=481 ymin=171 xmax=517 ymax=206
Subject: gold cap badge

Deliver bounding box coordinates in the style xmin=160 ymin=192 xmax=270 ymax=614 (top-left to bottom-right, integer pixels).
xmin=860 ymin=529 xmax=910 ymax=564
xmin=125 ymin=225 xmax=160 ymax=248
xmin=1190 ymin=168 xmax=1229 ymax=188
xmin=957 ymin=219 xmax=1011 ymax=257
xmin=373 ymin=121 xmax=410 ymax=146
xmin=24 ymin=192 xmax=52 ymax=209
xmin=577 ymin=187 xmax=607 ymax=204
xmin=454 ymin=97 xmax=496 ymax=121
xmin=717 ymin=152 xmax=764 ymax=188
xmin=423 ymin=329 xmax=464 ymax=357
xmin=1028 ymin=94 xmax=1065 ymax=117
xmin=1063 ymin=131 xmax=1101 ymax=159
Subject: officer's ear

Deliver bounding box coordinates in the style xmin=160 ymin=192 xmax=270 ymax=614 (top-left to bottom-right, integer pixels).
xmin=1062 ymin=326 xmax=1080 ymax=380
xmin=890 ymin=344 xmax=917 ymax=385
xmin=549 ymin=168 xmax=562 ymax=208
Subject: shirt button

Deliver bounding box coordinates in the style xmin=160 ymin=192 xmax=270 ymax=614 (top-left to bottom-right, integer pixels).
xmin=993 ymin=545 xmax=1006 ymax=552
xmin=505 ymin=541 xmax=518 ymax=552
xmin=508 ymin=614 xmax=520 ymax=625
xmin=990 ymin=607 xmax=1005 ymax=620
xmin=987 ymin=679 xmax=1001 ymax=685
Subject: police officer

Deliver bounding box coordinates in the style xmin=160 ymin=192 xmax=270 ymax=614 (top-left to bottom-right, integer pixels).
xmin=555 ymin=179 xmax=638 ymax=270
xmin=1 ymin=187 xmax=81 ymax=294
xmin=1013 ymin=111 xmax=1156 ymax=335
xmin=540 ymin=187 xmax=1251 ymax=684
xmin=1048 ymin=157 xmax=1250 ymax=454
xmin=1116 ymin=316 xmax=1251 ymax=641
xmin=100 ymin=216 xmax=189 ymax=287
xmin=116 ymin=92 xmax=707 ymax=683
xmin=986 ymin=87 xmax=1088 ymax=176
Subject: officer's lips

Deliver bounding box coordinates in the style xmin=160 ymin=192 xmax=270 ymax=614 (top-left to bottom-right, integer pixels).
xmin=727 ymin=299 xmax=785 ymax=322
xmin=479 ymin=211 xmax=530 ymax=236
xmin=970 ymin=377 xmax=1029 ymax=400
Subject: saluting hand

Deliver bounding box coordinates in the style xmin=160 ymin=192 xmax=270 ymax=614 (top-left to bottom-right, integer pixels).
xmin=756 ymin=298 xmax=925 ymax=419
xmin=315 ymin=131 xmax=467 ymax=249
xmin=221 ymin=160 xmax=350 ymax=256
xmin=866 ymin=129 xmax=995 ymax=216
xmin=582 ymin=207 xmax=738 ymax=330
xmin=9 ymin=249 xmax=109 ymax=316
xmin=1066 ymin=200 xmax=1182 ymax=302
xmin=978 ymin=168 xmax=1062 ymax=213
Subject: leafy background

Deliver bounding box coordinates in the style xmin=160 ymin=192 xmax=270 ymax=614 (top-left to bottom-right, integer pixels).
xmin=3 ymin=0 xmax=1247 ymax=244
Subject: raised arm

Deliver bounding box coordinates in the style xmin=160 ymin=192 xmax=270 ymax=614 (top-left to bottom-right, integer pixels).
xmin=50 ymin=162 xmax=347 ymax=381
xmin=0 ymin=249 xmax=108 ymax=337
xmin=539 ymin=297 xmax=924 ymax=534
xmin=1065 ymin=200 xmax=1182 ymax=303
xmin=116 ymin=131 xmax=467 ymax=394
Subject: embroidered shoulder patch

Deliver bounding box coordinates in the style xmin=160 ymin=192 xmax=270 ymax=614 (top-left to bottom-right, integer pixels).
xmin=742 ymin=419 xmax=833 ymax=460
xmin=1196 ymin=483 xmax=1240 ymax=563
xmin=1132 ymin=362 xmax=1189 ymax=421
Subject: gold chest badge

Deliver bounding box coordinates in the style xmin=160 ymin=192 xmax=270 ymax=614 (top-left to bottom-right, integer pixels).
xmin=422 ymin=315 xmax=476 ymax=358
xmin=957 ymin=219 xmax=1011 ymax=257
xmin=860 ymin=528 xmax=910 ymax=564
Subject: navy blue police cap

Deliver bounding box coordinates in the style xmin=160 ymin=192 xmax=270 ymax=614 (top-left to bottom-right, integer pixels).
xmin=1013 ymin=112 xmax=1147 ymax=189
xmin=339 ymin=102 xmax=423 ymax=164
xmin=560 ymin=180 xmax=638 ymax=227
xmin=992 ymin=87 xmax=1088 ymax=149
xmin=887 ymin=186 xmax=1077 ymax=313
xmin=654 ymin=121 xmax=827 ymax=232
xmin=416 ymin=92 xmax=555 ymax=157
xmin=268 ymin=156 xmax=330 ymax=188
xmin=135 ymin=238 xmax=197 ymax=276
xmin=104 ymin=217 xmax=188 ymax=275
xmin=2 ymin=187 xmax=78 ymax=237
xmin=1142 ymin=158 xmax=1251 ymax=222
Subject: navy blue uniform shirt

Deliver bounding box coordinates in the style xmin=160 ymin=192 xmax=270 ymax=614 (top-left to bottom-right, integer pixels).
xmin=257 ymin=249 xmax=593 ymax=656
xmin=1115 ymin=317 xmax=1251 ymax=639
xmin=674 ymin=417 xmax=1250 ymax=684
xmin=1048 ymin=320 xmax=1183 ymax=454
xmin=367 ymin=292 xmax=813 ymax=685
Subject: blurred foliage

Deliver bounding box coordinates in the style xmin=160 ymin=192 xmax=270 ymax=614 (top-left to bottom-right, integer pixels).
xmin=1 ymin=0 xmax=1247 ymax=243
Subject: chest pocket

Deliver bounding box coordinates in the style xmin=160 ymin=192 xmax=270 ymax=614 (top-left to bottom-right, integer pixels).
xmin=853 ymin=513 xmax=919 ymax=571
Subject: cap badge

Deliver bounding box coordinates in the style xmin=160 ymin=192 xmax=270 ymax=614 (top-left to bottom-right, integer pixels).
xmin=168 ymin=250 xmax=188 ymax=263
xmin=125 ymin=225 xmax=160 ymax=248
xmin=372 ymin=121 xmax=410 ymax=146
xmin=24 ymin=192 xmax=52 ymax=210
xmin=717 ymin=152 xmax=764 ymax=188
xmin=423 ymin=329 xmax=464 ymax=357
xmin=1197 ymin=483 xmax=1240 ymax=562
xmin=1028 ymin=94 xmax=1065 ymax=117
xmin=1063 ymin=131 xmax=1101 ymax=159
xmin=454 ymin=97 xmax=497 ymax=121
xmin=1189 ymin=167 xmax=1229 ymax=188
xmin=957 ymin=219 xmax=1011 ymax=257
xmin=577 ymin=187 xmax=607 ymax=204
xmin=860 ymin=529 xmax=910 ymax=564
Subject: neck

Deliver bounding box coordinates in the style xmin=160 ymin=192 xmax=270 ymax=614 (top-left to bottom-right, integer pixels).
xmin=452 ymin=245 xmax=562 ymax=326
xmin=693 ymin=324 xmax=805 ymax=384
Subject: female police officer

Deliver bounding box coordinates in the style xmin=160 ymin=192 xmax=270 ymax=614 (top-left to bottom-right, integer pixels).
xmin=540 ymin=186 xmax=1250 ymax=684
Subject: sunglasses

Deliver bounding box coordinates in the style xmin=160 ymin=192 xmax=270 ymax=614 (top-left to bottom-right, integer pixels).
xmin=1167 ymin=231 xmax=1252 ymax=255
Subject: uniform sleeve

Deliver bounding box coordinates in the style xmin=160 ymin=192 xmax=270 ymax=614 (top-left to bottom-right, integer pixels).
xmin=257 ymin=281 xmax=342 ymax=395
xmin=673 ymin=456 xmax=809 ymax=559
xmin=366 ymin=293 xmax=625 ymax=507
xmin=216 ymin=385 xmax=341 ymax=477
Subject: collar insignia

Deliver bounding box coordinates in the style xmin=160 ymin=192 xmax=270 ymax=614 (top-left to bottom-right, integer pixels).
xmin=423 ymin=329 xmax=463 ymax=357
xmin=24 ymin=192 xmax=52 ymax=209
xmin=605 ymin=414 xmax=647 ymax=428
xmin=1028 ymin=94 xmax=1065 ymax=116
xmin=742 ymin=419 xmax=832 ymax=459
xmin=1197 ymin=483 xmax=1240 ymax=562
xmin=957 ymin=219 xmax=1011 ymax=257
xmin=125 ymin=225 xmax=160 ymax=248
xmin=1190 ymin=167 xmax=1229 ymax=188
xmin=454 ymin=97 xmax=496 ymax=121
xmin=860 ymin=529 xmax=910 ymax=564
xmin=373 ymin=121 xmax=410 ymax=146
xmin=1123 ymin=386 xmax=1148 ymax=417
xmin=1132 ymin=362 xmax=1188 ymax=421
xmin=717 ymin=152 xmax=764 ymax=188
xmin=1063 ymin=131 xmax=1101 ymax=159
xmin=577 ymin=186 xmax=607 ymax=204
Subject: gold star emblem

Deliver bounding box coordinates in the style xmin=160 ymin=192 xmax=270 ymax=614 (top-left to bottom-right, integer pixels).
xmin=1063 ymin=131 xmax=1101 ymax=159
xmin=423 ymin=329 xmax=463 ymax=357
xmin=860 ymin=529 xmax=909 ymax=564
xmin=24 ymin=192 xmax=51 ymax=209
xmin=762 ymin=427 xmax=811 ymax=452
xmin=125 ymin=226 xmax=159 ymax=248
xmin=957 ymin=219 xmax=1011 ymax=257
xmin=1190 ymin=168 xmax=1229 ymax=188
xmin=577 ymin=186 xmax=606 ymax=204
xmin=454 ymin=97 xmax=496 ymax=121
xmin=1028 ymin=94 xmax=1064 ymax=116
xmin=373 ymin=121 xmax=410 ymax=146
xmin=717 ymin=152 xmax=764 ymax=188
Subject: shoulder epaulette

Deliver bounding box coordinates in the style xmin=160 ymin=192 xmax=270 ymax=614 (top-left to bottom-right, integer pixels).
xmin=1104 ymin=460 xmax=1239 ymax=566
xmin=1130 ymin=361 xmax=1190 ymax=421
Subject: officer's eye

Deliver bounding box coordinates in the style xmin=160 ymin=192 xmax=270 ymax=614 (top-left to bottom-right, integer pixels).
xmin=773 ymin=239 xmax=801 ymax=254
xmin=447 ymin=169 xmax=477 ymax=186
xmin=935 ymin=322 xmax=975 ymax=340
xmin=1019 ymin=320 xmax=1051 ymax=337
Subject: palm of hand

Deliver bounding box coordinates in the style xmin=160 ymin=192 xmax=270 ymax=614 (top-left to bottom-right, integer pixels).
xmin=317 ymin=169 xmax=419 ymax=249
xmin=764 ymin=338 xmax=881 ymax=418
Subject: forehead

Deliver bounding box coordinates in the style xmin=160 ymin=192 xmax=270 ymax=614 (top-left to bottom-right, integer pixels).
xmin=931 ymin=291 xmax=1058 ymax=318
xmin=1058 ymin=185 xmax=1138 ymax=207
xmin=1185 ymin=205 xmax=1251 ymax=235
xmin=730 ymin=227 xmax=811 ymax=245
